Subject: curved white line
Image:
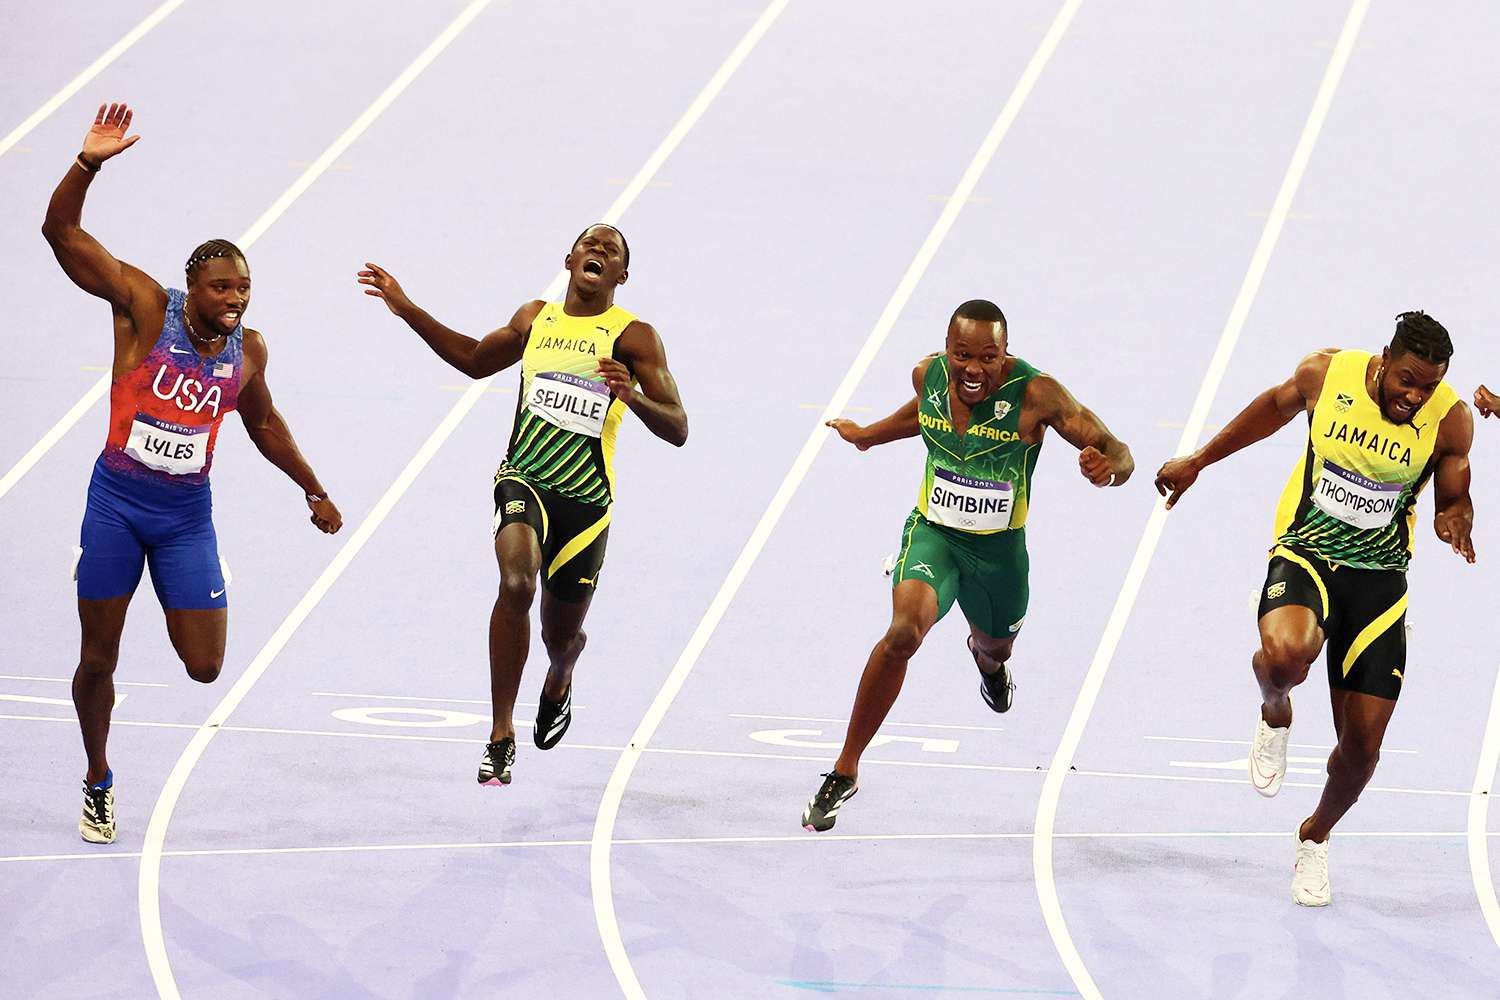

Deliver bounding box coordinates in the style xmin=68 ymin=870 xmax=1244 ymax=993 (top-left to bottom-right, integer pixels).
xmin=0 ymin=0 xmax=190 ymax=159
xmin=588 ymin=3 xmax=1084 ymax=996
xmin=135 ymin=3 xmax=500 ymax=996
xmin=1029 ymin=4 xmax=1371 ymax=997
xmin=1468 ymin=665 xmax=1500 ymax=949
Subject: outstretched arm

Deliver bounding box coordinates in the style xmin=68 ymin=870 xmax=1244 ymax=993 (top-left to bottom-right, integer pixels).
xmin=602 ymin=321 xmax=688 ymax=447
xmin=237 ymin=331 xmax=342 ymax=534
xmin=1433 ymin=401 xmax=1475 ymax=563
xmin=825 ymin=356 xmax=931 ymax=451
xmin=1033 ymin=374 xmax=1133 ymax=487
xmin=41 ymin=102 xmax=162 ymax=318
xmin=358 ymin=262 xmax=539 ymax=379
xmin=1155 ymin=349 xmax=1331 ymax=509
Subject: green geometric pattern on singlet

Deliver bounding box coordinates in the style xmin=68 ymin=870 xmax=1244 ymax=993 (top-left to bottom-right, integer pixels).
xmin=502 ymin=403 xmax=611 ymax=505
xmin=1277 ymin=433 xmax=1430 ymax=571
xmin=916 ymin=354 xmax=1043 ymax=532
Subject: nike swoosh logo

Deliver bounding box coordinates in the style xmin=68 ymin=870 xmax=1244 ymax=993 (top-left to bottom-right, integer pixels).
xmin=210 ymin=588 xmax=226 ymax=599
xmin=169 ymin=345 xmax=192 ymax=355
xmin=1249 ymin=758 xmax=1279 ymax=788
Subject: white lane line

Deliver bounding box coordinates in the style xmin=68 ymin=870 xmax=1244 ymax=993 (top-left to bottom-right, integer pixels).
xmin=1469 ymin=664 xmax=1500 ymax=950
xmin=5 ymin=710 xmax=1473 ymax=797
xmin=135 ymin=4 xmax=504 ymax=996
xmin=1144 ymin=734 xmax=1416 ymax=754
xmin=135 ymin=3 xmax=788 ymax=997
xmin=0 ymin=0 xmax=190 ymax=159
xmin=309 ymin=691 xmax=497 ymax=706
xmin=8 ymin=828 xmax=1493 ymax=867
xmin=0 ymin=674 xmax=169 ymax=688
xmin=1030 ymin=4 xmax=1371 ymax=998
xmin=589 ymin=4 xmax=1083 ymax=997
xmin=0 ymin=0 xmax=494 ymax=503
xmin=730 ymin=713 xmax=1005 ymax=733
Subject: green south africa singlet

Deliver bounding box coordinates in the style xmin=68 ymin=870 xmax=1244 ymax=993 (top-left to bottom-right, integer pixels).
xmin=498 ymin=302 xmax=637 ymax=506
xmin=916 ymin=354 xmax=1042 ymax=534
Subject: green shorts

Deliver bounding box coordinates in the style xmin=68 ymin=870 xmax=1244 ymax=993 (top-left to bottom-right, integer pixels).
xmin=892 ymin=509 xmax=1029 ymax=638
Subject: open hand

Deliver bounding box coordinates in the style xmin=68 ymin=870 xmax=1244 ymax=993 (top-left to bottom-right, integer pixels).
xmin=1435 ymin=508 xmax=1475 ymax=563
xmin=357 ymin=263 xmax=415 ymax=317
xmin=825 ymin=418 xmax=870 ymax=450
xmin=81 ymin=103 xmax=141 ymax=167
xmin=1154 ymin=455 xmax=1201 ymax=510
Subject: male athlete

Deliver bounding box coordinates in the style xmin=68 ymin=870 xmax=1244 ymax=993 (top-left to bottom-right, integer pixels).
xmin=358 ymin=224 xmax=687 ymax=786
xmin=1155 ymin=312 xmax=1474 ymax=906
xmin=43 ymin=104 xmax=343 ymax=844
xmin=801 ymin=300 xmax=1133 ymax=831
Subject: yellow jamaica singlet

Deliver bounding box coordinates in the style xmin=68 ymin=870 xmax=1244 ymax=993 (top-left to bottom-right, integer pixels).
xmin=1272 ymin=349 xmax=1458 ymax=571
xmin=498 ymin=302 xmax=637 ymax=506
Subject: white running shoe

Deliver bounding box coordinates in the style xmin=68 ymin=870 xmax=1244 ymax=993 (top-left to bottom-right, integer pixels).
xmin=79 ymin=772 xmax=115 ymax=844
xmin=1292 ymin=836 xmax=1331 ymax=906
xmin=1249 ymin=716 xmax=1291 ymax=797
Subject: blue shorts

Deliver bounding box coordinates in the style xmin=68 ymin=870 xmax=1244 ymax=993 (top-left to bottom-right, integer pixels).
xmin=76 ymin=457 xmax=227 ymax=610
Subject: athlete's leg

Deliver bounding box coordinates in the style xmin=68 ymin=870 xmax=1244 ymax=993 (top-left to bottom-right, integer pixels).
xmin=74 ymin=596 xmax=134 ymax=784
xmin=489 ymin=521 xmax=542 ymax=742
xmin=1253 ymin=605 xmax=1324 ymax=728
xmin=833 ymin=580 xmax=940 ymax=779
xmin=145 ymin=506 xmax=229 ymax=682
xmin=968 ymin=625 xmax=1014 ymax=675
xmin=539 ymin=589 xmax=591 ymax=703
xmin=1300 ymin=690 xmax=1396 ymax=843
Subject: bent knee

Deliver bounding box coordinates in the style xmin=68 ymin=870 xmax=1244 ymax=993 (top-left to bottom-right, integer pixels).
xmin=881 ymin=620 xmax=927 ymax=660
xmin=184 ymin=658 xmax=223 ymax=683
xmin=77 ymin=647 xmax=119 ymax=676
xmin=497 ymin=573 xmax=538 ymax=610
xmin=1260 ymin=632 xmax=1320 ymax=678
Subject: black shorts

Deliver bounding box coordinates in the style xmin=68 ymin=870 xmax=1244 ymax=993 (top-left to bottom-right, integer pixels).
xmin=1257 ymin=545 xmax=1409 ymax=700
xmin=492 ymin=474 xmax=610 ymax=603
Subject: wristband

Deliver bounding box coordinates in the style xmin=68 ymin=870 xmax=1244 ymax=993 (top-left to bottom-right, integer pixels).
xmin=305 ymin=493 xmax=326 ymax=504
xmin=75 ymin=153 xmax=100 ymax=174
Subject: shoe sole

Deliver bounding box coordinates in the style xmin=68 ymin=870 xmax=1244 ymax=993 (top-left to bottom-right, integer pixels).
xmin=478 ymin=775 xmax=512 ymax=786
xmin=1293 ymin=890 xmax=1331 ymax=906
xmin=79 ymin=824 xmax=115 ymax=844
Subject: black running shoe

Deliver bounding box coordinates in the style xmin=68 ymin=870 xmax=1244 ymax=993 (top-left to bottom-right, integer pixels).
xmin=801 ymin=770 xmax=858 ymax=832
xmin=477 ymin=737 xmax=516 ymax=786
xmin=971 ymin=636 xmax=1015 ymax=713
xmin=534 ymin=686 xmax=572 ymax=750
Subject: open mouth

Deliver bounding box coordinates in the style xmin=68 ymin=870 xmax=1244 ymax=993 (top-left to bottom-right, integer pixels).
xmin=960 ymin=378 xmax=985 ymax=396
xmin=221 ymin=309 xmax=241 ymax=326
xmin=582 ymin=259 xmax=604 ymax=276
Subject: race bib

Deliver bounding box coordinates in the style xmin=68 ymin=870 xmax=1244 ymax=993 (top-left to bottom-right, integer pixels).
xmin=926 ymin=468 xmax=1013 ymax=531
xmin=124 ymin=412 xmax=208 ymax=475
xmin=1312 ymin=459 xmax=1403 ymax=529
xmin=525 ymin=371 xmax=610 ymax=438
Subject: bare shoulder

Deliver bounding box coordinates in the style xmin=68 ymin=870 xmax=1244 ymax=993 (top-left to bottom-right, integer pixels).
xmin=1022 ymin=371 xmax=1072 ymax=416
xmin=912 ymin=353 xmax=940 ymax=392
xmin=1291 ymin=348 xmax=1338 ymax=398
xmin=242 ymin=327 xmax=269 ymax=372
xmin=513 ymin=298 xmax=548 ymax=330
xmin=1438 ymin=397 xmax=1474 ymax=455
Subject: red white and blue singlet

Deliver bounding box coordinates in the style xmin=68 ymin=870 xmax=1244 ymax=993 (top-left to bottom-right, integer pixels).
xmin=77 ymin=289 xmax=243 ymax=608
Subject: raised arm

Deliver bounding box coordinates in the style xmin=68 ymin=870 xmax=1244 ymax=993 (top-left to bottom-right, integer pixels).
xmin=41 ymin=103 xmax=163 ymax=321
xmin=358 ymin=262 xmax=540 ymax=379
xmin=1032 ymin=373 xmax=1134 ymax=487
xmin=1155 ymin=349 xmax=1332 ymax=509
xmin=236 ymin=330 xmax=342 ymax=534
xmin=825 ymin=356 xmax=931 ymax=451
xmin=601 ymin=321 xmax=688 ymax=447
xmin=1432 ymin=400 xmax=1475 ymax=563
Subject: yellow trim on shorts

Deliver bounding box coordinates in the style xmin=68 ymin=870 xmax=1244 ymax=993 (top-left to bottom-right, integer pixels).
xmin=546 ymin=508 xmax=611 ymax=579
xmin=1341 ymin=593 xmax=1408 ymax=679
xmin=1271 ymin=545 xmax=1329 ymax=621
xmin=896 ymin=514 xmax=920 ymax=579
xmin=495 ymin=474 xmax=549 ymax=545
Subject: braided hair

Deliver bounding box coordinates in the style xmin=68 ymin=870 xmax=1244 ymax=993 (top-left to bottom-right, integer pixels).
xmin=1390 ymin=310 xmax=1453 ymax=365
xmin=185 ymin=239 xmax=246 ymax=276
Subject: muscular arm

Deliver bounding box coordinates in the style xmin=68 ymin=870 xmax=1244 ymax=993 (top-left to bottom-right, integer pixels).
xmin=237 ymin=330 xmax=342 ymax=533
xmin=825 ymin=356 xmax=931 ymax=450
xmin=603 ymin=321 xmax=688 ymax=447
xmin=1032 ymin=373 xmax=1134 ymax=487
xmin=1155 ymin=349 xmax=1332 ymax=508
xmin=1432 ymin=400 xmax=1475 ymax=562
xmin=40 ymin=103 xmax=163 ymax=330
xmin=358 ymin=262 xmax=538 ymax=379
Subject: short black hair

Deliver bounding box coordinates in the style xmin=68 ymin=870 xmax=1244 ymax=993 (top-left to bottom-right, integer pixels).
xmin=951 ymin=299 xmax=1007 ymax=330
xmin=185 ymin=239 xmax=247 ymax=276
xmin=572 ymin=224 xmax=630 ymax=269
xmin=1390 ymin=310 xmax=1453 ymax=365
